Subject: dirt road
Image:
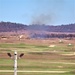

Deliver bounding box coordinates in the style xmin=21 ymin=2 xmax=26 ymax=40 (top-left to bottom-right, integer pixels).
xmin=0 ymin=70 xmax=69 ymax=73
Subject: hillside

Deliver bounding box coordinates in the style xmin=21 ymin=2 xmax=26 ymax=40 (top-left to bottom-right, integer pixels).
xmin=28 ymin=24 xmax=75 ymax=32
xmin=0 ymin=22 xmax=75 ymax=33
xmin=0 ymin=22 xmax=27 ymax=32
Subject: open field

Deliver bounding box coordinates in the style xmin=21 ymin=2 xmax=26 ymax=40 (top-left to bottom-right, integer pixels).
xmin=0 ymin=38 xmax=75 ymax=75
xmin=0 ymin=71 xmax=75 ymax=75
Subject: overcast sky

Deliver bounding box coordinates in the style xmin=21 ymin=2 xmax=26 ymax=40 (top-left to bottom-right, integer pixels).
xmin=0 ymin=0 xmax=75 ymax=25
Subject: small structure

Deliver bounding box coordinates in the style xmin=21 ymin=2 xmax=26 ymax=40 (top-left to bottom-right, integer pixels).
xmin=68 ymin=43 xmax=72 ymax=46
xmin=49 ymin=45 xmax=56 ymax=47
xmin=19 ymin=35 xmax=23 ymax=39
xmin=1 ymin=36 xmax=8 ymax=40
xmin=59 ymin=39 xmax=63 ymax=43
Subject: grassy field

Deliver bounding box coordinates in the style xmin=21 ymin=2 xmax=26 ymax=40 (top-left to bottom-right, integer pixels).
xmin=0 ymin=39 xmax=75 ymax=75
xmin=0 ymin=72 xmax=75 ymax=75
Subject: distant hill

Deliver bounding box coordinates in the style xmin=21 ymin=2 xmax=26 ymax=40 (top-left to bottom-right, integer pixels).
xmin=0 ymin=22 xmax=75 ymax=33
xmin=27 ymin=24 xmax=75 ymax=32
xmin=0 ymin=22 xmax=27 ymax=32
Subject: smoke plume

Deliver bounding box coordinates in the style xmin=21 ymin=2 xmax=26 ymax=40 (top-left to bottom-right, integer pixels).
xmin=31 ymin=13 xmax=54 ymax=25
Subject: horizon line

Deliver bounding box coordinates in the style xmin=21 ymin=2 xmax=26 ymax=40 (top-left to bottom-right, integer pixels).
xmin=0 ymin=21 xmax=75 ymax=26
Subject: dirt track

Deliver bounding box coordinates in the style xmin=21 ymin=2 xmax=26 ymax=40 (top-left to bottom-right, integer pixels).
xmin=0 ymin=70 xmax=69 ymax=73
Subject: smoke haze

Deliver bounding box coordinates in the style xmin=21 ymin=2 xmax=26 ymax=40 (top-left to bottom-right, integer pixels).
xmin=31 ymin=13 xmax=55 ymax=25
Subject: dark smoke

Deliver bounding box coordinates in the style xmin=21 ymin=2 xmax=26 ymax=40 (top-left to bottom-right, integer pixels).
xmin=31 ymin=13 xmax=54 ymax=25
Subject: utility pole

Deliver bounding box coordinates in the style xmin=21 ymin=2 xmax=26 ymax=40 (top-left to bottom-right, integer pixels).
xmin=7 ymin=51 xmax=24 ymax=75
xmin=14 ymin=51 xmax=17 ymax=75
